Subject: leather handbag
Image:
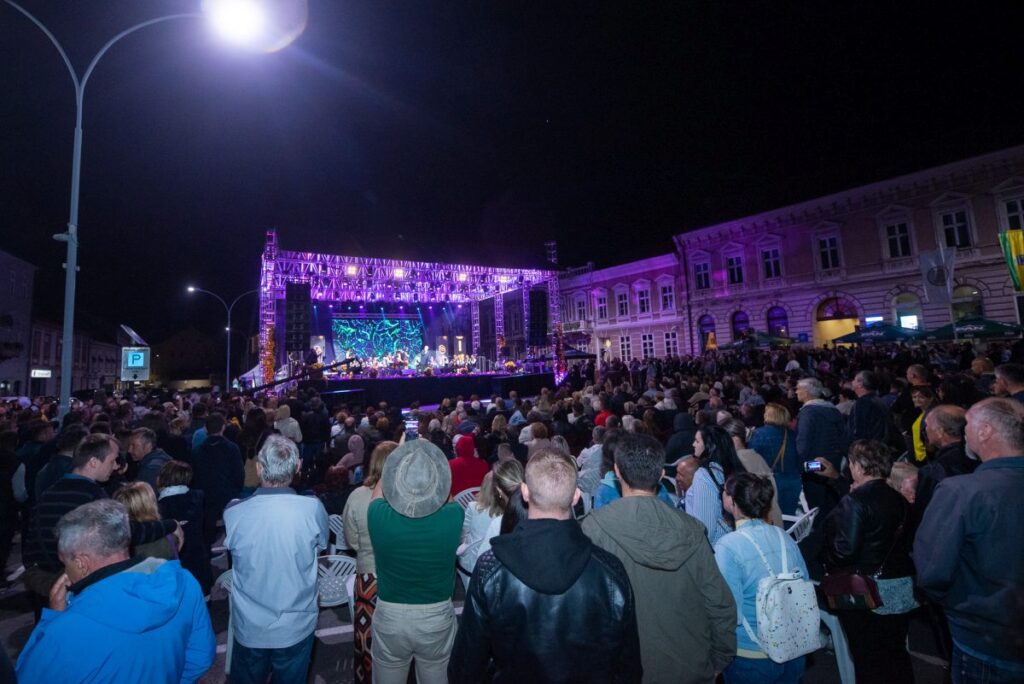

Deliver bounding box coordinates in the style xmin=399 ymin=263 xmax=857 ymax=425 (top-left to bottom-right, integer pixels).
xmin=819 ymin=570 xmax=883 ymax=610
xmin=820 ymin=504 xmax=908 ymax=610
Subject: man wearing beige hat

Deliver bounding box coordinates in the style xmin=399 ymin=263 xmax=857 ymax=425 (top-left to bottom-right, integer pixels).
xmin=367 ymin=439 xmax=463 ymax=684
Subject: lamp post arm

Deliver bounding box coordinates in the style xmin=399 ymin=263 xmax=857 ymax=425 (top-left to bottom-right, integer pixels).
xmin=3 ymin=0 xmax=81 ymax=90
xmin=193 ymin=287 xmax=230 ymax=314
xmin=80 ymin=13 xmax=201 ymax=94
xmin=227 ymin=289 xmax=260 ymax=318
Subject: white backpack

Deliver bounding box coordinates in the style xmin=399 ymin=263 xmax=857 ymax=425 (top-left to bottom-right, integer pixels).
xmin=737 ymin=526 xmax=820 ymax=663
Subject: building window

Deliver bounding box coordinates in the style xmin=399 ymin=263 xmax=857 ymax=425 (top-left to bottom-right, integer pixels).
xmin=619 ymin=335 xmax=632 ymax=360
xmin=761 ymin=248 xmax=782 ymax=279
xmin=660 ymin=284 xmax=675 ymax=311
xmin=596 ymin=295 xmax=608 ymax=320
xmin=885 ymin=222 xmax=912 ymax=258
xmin=616 ymin=291 xmax=629 ymax=317
xmin=574 ymin=298 xmax=586 ymax=321
xmin=698 ymin=314 xmax=716 ymax=350
xmin=893 ymin=292 xmax=923 ymax=330
xmin=726 ymin=255 xmax=744 ymax=285
xmin=1004 ymin=198 xmax=1024 ymax=231
xmin=816 ymin=297 xmax=858 ymax=321
xmin=818 ymin=236 xmax=841 ymax=270
xmin=664 ymin=330 xmax=679 ymax=355
xmin=43 ymin=333 xmax=52 ymax=364
xmin=952 ymin=285 xmax=984 ymax=320
xmin=941 ymin=210 xmax=972 ymax=248
xmin=767 ymin=306 xmax=789 ymax=337
xmin=641 ymin=333 xmax=655 ymax=359
xmin=731 ymin=310 xmax=750 ymax=338
xmin=32 ymin=330 xmax=42 ymax=362
xmin=637 ymin=288 xmax=651 ymax=314
xmin=694 ymin=262 xmax=711 ymax=290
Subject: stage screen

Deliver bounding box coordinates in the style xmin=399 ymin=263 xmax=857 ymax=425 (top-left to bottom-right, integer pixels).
xmin=331 ymin=316 xmax=425 ymax=360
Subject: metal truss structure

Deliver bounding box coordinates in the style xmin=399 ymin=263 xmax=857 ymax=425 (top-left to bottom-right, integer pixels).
xmin=259 ymin=230 xmax=561 ymax=380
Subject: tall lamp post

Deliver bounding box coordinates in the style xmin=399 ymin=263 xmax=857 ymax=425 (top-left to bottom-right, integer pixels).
xmin=3 ymin=0 xmax=276 ymax=418
xmin=188 ymin=286 xmax=258 ymax=389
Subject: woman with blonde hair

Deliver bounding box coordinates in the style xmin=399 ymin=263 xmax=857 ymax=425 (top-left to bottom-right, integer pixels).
xmin=113 ymin=482 xmax=179 ymax=561
xmin=748 ymin=402 xmax=801 ymax=516
xmin=341 ymin=440 xmax=399 ymax=683
xmin=458 ymin=459 xmax=525 ymax=576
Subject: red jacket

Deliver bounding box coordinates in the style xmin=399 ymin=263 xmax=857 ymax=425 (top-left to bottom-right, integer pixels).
xmin=449 ymin=437 xmax=490 ymax=497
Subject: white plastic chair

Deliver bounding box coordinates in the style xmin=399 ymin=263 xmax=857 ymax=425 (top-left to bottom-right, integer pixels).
xmin=782 ymin=488 xmax=811 ymax=524
xmin=214 ymin=570 xmax=234 ymax=675
xmin=318 ymin=554 xmax=357 ymax=623
xmin=819 ymin=608 xmax=856 ymax=684
xmin=328 ymin=514 xmax=350 ymax=555
xmin=785 ymin=507 xmax=819 ymax=544
xmin=453 ymin=487 xmax=481 ymax=510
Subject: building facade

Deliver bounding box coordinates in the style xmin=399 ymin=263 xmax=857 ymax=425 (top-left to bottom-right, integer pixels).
xmin=560 ymin=254 xmax=685 ymax=362
xmin=561 ymin=145 xmax=1024 ymax=359
xmin=28 ymin=320 xmax=120 ymax=397
xmin=0 ymin=250 xmax=35 ymax=396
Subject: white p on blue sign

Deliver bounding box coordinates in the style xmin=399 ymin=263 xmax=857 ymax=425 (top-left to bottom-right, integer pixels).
xmin=121 ymin=346 xmax=151 ymax=381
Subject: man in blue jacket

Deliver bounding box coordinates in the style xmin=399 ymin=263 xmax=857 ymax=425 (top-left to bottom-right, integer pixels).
xmin=16 ymin=499 xmax=215 ymax=683
xmin=915 ymin=397 xmax=1024 ymax=683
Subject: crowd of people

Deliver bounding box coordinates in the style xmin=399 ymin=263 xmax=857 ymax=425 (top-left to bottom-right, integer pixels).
xmin=0 ymin=338 xmax=1022 ymax=683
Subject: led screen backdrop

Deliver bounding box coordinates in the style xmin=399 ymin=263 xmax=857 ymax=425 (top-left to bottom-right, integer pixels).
xmin=331 ymin=316 xmax=425 ymax=360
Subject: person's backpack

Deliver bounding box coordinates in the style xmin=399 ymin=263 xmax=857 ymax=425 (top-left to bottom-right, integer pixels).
xmin=737 ymin=526 xmax=820 ymax=663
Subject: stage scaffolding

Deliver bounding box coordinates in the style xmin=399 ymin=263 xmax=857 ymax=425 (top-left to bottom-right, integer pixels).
xmin=258 ymin=230 xmax=561 ymax=383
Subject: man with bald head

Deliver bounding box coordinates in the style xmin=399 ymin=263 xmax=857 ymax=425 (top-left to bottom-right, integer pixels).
xmin=449 ymin=448 xmax=641 ymax=683
xmin=915 ymin=398 xmax=1024 ymax=682
xmin=915 ymin=405 xmax=978 ymax=513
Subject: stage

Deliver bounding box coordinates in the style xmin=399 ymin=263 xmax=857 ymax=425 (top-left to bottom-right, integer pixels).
xmin=320 ymin=372 xmax=555 ymax=408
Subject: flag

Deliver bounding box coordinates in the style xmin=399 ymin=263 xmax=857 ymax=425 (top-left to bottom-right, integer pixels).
xmin=919 ymin=246 xmax=955 ymax=304
xmin=999 ymin=229 xmax=1024 ymax=292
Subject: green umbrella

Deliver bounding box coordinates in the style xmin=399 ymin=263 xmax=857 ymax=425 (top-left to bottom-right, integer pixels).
xmin=833 ymin=324 xmax=920 ymax=344
xmin=918 ymin=316 xmax=1023 ymax=341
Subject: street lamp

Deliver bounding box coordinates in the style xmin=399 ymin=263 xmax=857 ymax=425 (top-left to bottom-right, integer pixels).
xmin=3 ymin=0 xmax=295 ymax=418
xmin=187 ymin=286 xmax=258 ymax=389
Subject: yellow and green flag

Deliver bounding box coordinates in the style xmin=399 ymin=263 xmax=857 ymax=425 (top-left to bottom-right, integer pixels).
xmin=999 ymin=229 xmax=1024 ymax=291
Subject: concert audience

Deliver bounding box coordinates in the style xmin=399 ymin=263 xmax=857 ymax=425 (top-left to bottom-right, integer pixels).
xmin=3 ymin=337 xmax=1024 ymax=681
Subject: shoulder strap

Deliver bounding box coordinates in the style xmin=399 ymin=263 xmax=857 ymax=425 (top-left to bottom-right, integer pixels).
xmin=736 ymin=527 xmax=775 ymax=576
xmin=770 ymin=431 xmax=788 ymax=471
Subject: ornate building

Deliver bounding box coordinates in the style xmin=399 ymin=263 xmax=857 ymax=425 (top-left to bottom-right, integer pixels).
xmin=561 ymin=145 xmax=1024 ymax=358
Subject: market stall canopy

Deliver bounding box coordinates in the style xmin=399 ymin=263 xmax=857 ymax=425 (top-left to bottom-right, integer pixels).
xmin=833 ymin=324 xmax=920 ymax=344
xmin=918 ymin=316 xmax=1023 ymax=341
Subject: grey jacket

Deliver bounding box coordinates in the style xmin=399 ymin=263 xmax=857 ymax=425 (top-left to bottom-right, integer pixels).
xmin=582 ymin=496 xmax=736 ymax=683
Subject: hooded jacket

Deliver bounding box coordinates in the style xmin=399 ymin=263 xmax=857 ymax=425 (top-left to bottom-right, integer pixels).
xmin=16 ymin=557 xmax=215 ymax=683
xmin=449 ymin=518 xmax=642 ymax=683
xmin=582 ymin=497 xmax=737 ymax=683
xmin=665 ymin=413 xmax=697 ymax=463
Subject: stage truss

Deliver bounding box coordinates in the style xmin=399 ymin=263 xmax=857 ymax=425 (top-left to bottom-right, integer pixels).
xmin=259 ymin=230 xmax=561 ymax=383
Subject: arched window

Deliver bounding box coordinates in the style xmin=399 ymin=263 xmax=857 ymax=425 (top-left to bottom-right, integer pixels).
xmin=951 ymin=285 xmax=983 ymax=321
xmin=731 ymin=310 xmax=750 ymax=338
xmin=767 ymin=306 xmax=789 ymax=337
xmin=816 ymin=297 xmax=857 ymax=321
xmin=698 ymin=314 xmax=716 ymax=350
xmin=892 ymin=292 xmax=923 ymax=330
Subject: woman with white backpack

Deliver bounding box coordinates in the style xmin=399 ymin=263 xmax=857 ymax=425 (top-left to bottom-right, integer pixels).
xmin=715 ymin=473 xmax=820 ymax=683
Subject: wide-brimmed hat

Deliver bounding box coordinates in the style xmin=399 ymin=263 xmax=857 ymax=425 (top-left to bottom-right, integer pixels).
xmin=381 ymin=440 xmax=452 ymax=519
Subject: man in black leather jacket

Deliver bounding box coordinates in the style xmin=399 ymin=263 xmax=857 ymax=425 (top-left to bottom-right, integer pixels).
xmin=448 ymin=448 xmax=642 ymax=683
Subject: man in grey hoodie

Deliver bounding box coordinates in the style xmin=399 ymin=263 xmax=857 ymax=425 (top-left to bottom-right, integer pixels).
xmin=582 ymin=433 xmax=736 ymax=683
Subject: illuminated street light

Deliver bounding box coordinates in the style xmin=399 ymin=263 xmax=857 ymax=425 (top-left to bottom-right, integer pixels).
xmin=187 ymin=286 xmax=258 ymax=388
xmin=3 ymin=0 xmax=304 ymax=416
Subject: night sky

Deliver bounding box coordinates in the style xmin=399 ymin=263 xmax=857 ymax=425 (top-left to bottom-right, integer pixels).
xmin=2 ymin=1 xmax=1022 ymax=344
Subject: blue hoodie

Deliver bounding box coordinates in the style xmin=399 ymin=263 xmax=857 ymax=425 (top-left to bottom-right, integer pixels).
xmin=16 ymin=557 xmax=215 ymax=684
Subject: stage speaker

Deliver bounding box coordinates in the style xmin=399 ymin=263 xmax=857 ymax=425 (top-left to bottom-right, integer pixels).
xmin=285 ymin=282 xmax=311 ymax=353
xmin=528 ymin=289 xmax=548 ymax=347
